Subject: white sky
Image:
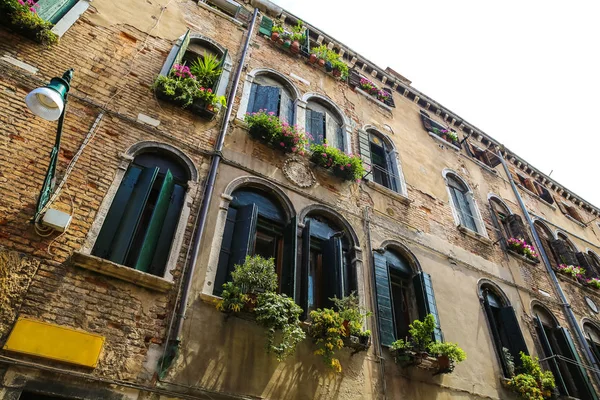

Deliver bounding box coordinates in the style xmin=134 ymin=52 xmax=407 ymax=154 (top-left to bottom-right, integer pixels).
xmin=271 ymin=0 xmax=600 ymax=207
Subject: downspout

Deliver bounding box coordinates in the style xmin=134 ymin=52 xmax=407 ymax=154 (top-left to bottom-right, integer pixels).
xmin=364 ymin=206 xmax=388 ymax=400
xmin=159 ymin=7 xmax=259 ymax=376
xmin=498 ymin=150 xmax=600 ymax=389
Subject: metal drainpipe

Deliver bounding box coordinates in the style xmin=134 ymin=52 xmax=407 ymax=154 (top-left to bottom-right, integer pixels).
xmin=498 ymin=150 xmax=600 ymax=388
xmin=168 ymin=7 xmax=259 ymax=348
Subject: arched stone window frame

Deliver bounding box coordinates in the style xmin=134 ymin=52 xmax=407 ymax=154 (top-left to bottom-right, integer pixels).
xmin=160 ymin=33 xmax=233 ymax=100
xmin=202 ymin=176 xmax=296 ymax=295
xmin=300 ymin=93 xmax=352 ymax=153
xmin=361 ymin=125 xmax=407 ymax=197
xmin=81 ymin=141 xmax=199 ymax=283
xmin=442 ymin=169 xmax=488 ymax=237
xmin=236 ymin=68 xmax=301 ymax=122
xmin=556 ymin=231 xmax=579 ymax=253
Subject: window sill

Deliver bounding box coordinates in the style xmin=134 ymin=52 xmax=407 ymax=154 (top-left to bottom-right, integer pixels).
xmin=506 ymin=249 xmax=540 ymax=265
xmin=51 ymin=0 xmax=90 ymax=38
xmin=565 ymin=214 xmax=587 ymax=228
xmin=457 ymin=225 xmax=492 ymax=245
xmin=428 ymin=132 xmax=461 ymax=152
xmin=516 ymin=184 xmax=556 ymax=210
xmin=364 ymin=180 xmax=412 ymax=205
xmin=233 ymin=117 xmax=249 ymax=130
xmin=197 ymin=1 xmax=246 ymax=26
xmin=71 ymin=251 xmax=173 ymax=293
xmin=355 ymin=88 xmax=393 ymax=112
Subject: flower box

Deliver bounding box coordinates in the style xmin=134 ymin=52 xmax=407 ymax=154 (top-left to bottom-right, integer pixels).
xmin=309 ymin=142 xmax=365 ymax=182
xmin=245 ymin=111 xmax=308 ymax=156
xmin=155 ymin=89 xmax=217 ymax=120
xmin=507 ymin=238 xmax=539 ymax=262
xmin=342 ymin=334 xmax=371 ymax=355
xmin=0 ymin=0 xmax=58 ymax=45
xmin=391 ymin=350 xmax=449 ymax=373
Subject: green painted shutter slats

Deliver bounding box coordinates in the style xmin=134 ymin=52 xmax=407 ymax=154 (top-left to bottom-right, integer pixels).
xmin=306 ymin=109 xmax=325 ymax=145
xmin=483 ymin=297 xmax=511 ymax=376
xmin=555 ymin=327 xmax=598 ymax=400
xmin=281 ymin=216 xmax=298 ymax=298
xmin=358 ymin=130 xmax=372 ymax=180
xmin=498 ymin=306 xmax=529 ymax=369
xmin=133 ymin=170 xmax=176 ymax=273
xmin=450 ymin=186 xmax=477 ymax=232
xmin=249 ymin=85 xmax=280 ymax=115
xmin=413 ymin=272 xmax=443 ymax=342
xmin=386 ymin=150 xmax=400 ymax=193
xmin=258 ymin=15 xmax=273 ymax=36
xmin=148 ymin=184 xmax=186 ymax=276
xmin=280 ymin=90 xmax=294 ymax=125
xmin=373 ymin=252 xmax=395 ymax=347
xmin=534 ymin=316 xmax=568 ymax=395
xmin=214 ymin=207 xmax=238 ymax=295
xmin=37 ymin=0 xmax=77 ymax=23
xmin=228 ymin=203 xmax=258 ymax=274
xmin=322 ymin=236 xmax=343 ymax=308
xmin=161 ymin=30 xmax=191 ymax=76
xmin=300 ymin=220 xmax=311 ymax=319
xmin=109 ymin=167 xmax=159 ymax=265
xmin=92 ymin=165 xmax=144 ymax=260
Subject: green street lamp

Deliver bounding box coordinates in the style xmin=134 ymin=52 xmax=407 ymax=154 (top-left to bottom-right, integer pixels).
xmin=25 ymin=69 xmax=74 ymax=221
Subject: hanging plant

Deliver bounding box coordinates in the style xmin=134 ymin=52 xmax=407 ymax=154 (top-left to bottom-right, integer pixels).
xmin=0 ymin=0 xmax=58 ymax=45
xmin=310 ymin=141 xmax=365 ymax=182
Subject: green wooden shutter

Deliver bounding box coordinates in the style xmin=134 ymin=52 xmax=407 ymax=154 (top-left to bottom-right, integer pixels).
xmin=555 ymin=327 xmax=599 ymax=400
xmin=133 ymin=170 xmax=176 ymax=273
xmin=214 ymin=207 xmax=238 ymax=295
xmin=211 ymin=49 xmax=228 ymax=94
xmin=386 ymin=150 xmax=400 ymax=193
xmin=228 ymin=203 xmax=258 ymax=274
xmin=109 ymin=166 xmax=159 ymax=265
xmin=374 ymin=252 xmax=395 ymax=347
xmin=498 ymin=306 xmax=529 ymax=369
xmin=322 ymin=236 xmax=343 ymax=308
xmin=535 ymin=316 xmax=569 ymax=395
xmin=160 ymin=30 xmax=191 ymax=76
xmin=358 ymin=130 xmax=372 ymax=181
xmin=258 ymin=15 xmax=273 ymax=36
xmin=148 ymin=184 xmax=185 ymax=277
xmin=300 ymin=220 xmax=311 ymax=319
xmin=280 ymin=90 xmax=294 ymax=125
xmin=306 ymin=109 xmax=324 ymax=145
xmin=483 ymin=297 xmax=511 ymax=376
xmin=37 ymin=0 xmax=77 ymax=23
xmin=413 ymin=272 xmax=443 ymax=342
xmin=92 ymin=165 xmax=143 ymax=260
xmin=281 ymin=216 xmax=297 ymax=298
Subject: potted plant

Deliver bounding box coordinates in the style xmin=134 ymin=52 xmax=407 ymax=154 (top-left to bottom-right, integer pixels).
xmin=507 ymin=237 xmax=539 ymax=261
xmin=556 ymin=264 xmax=586 ymax=281
xmin=310 ymin=141 xmax=365 ymax=182
xmin=0 ymin=0 xmax=58 ymax=45
xmin=309 ymin=52 xmax=318 ymax=64
xmin=289 ymin=20 xmax=305 ymax=54
xmin=230 ymin=255 xmax=278 ymax=295
xmin=332 ymin=292 xmax=372 ymax=350
xmin=308 ymin=308 xmax=345 ymax=372
xmin=245 ymin=111 xmax=309 ymax=156
xmin=506 ymin=352 xmax=555 ymax=400
xmin=271 ymin=24 xmax=284 ymax=42
xmin=427 ymin=342 xmax=467 ymax=373
xmin=588 ymin=278 xmax=600 ymax=289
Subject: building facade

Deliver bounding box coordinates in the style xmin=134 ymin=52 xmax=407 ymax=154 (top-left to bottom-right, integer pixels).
xmin=1 ymin=0 xmax=600 ymax=399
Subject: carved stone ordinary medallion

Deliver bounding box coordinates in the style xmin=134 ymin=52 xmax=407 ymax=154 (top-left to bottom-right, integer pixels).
xmin=282 ymin=157 xmax=316 ymax=188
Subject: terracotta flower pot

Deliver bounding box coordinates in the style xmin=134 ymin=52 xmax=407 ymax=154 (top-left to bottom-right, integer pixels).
xmin=290 ymin=40 xmax=300 ymax=54
xmin=317 ymin=58 xmax=326 ymax=67
xmin=309 ymin=53 xmax=318 ymax=63
xmin=332 ymin=68 xmax=341 ymax=78
xmin=271 ymin=31 xmax=280 ymax=42
xmin=436 ymin=355 xmax=451 ymax=372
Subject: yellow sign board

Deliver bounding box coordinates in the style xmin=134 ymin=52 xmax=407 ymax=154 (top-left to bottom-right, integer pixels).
xmin=3 ymin=318 xmax=105 ymax=368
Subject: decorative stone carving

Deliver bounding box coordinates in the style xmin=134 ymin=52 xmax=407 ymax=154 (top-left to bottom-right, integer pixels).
xmin=282 ymin=157 xmax=316 ymax=188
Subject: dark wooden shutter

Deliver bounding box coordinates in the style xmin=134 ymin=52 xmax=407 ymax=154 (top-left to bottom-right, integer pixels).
xmin=228 ymin=203 xmax=258 ymax=273
xmin=450 ymin=187 xmax=477 ymax=232
xmin=109 ymin=167 xmax=159 ymax=265
xmin=280 ymin=90 xmax=295 ymax=125
xmin=160 ymin=30 xmax=191 ymax=76
xmin=214 ymin=207 xmax=238 ymax=295
xmin=322 ymin=236 xmax=343 ymax=309
xmin=374 ymin=252 xmax=396 ymax=346
xmin=247 ymin=83 xmax=258 ymax=115
xmin=133 ymin=170 xmax=176 ymax=273
xmin=555 ymin=327 xmax=599 ymax=400
xmin=336 ymin=125 xmax=346 ymax=153
xmin=386 ymin=150 xmax=401 ymax=193
xmin=358 ymin=130 xmax=372 ymax=181
xmin=37 ymin=0 xmax=77 ymax=23
xmin=281 ymin=216 xmax=297 ymax=298
xmin=505 ymin=214 xmax=530 ymax=242
xmin=148 ymin=184 xmax=186 ymax=277
xmin=535 ymin=316 xmax=569 ymax=395
xmin=498 ymin=306 xmax=529 ymax=369
xmin=258 ymin=15 xmax=273 ymax=36
xmin=577 ymin=252 xmax=598 ymax=278
xmin=300 ymin=28 xmax=310 ymax=55
xmin=310 ymin=110 xmax=325 ymax=145
xmin=300 ymin=220 xmax=311 ymax=318
xmin=249 ymin=85 xmax=281 ymax=115
xmin=550 ymin=239 xmax=578 ymax=266
xmin=92 ymin=165 xmax=144 ymax=259
xmin=413 ymin=272 xmax=443 ymax=342
xmin=382 ymin=88 xmax=395 ymax=108
xmin=348 ymin=70 xmax=361 ymax=88
xmin=483 ymin=297 xmax=511 ymax=376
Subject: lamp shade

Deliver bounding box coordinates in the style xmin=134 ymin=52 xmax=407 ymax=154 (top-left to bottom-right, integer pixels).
xmin=25 ymin=87 xmax=65 ymax=121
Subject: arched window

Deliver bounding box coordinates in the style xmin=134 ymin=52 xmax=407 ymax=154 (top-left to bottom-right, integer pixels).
xmin=213 ymin=187 xmax=296 ymax=296
xmin=305 ymin=98 xmax=345 ymax=150
xmin=91 ymin=151 xmax=188 ymax=277
xmin=489 ymin=196 xmax=531 ymax=248
xmin=247 ymin=73 xmax=295 ymax=124
xmin=479 ymin=283 xmax=528 ymax=377
xmin=533 ymin=305 xmax=596 ymax=398
xmin=584 ymin=321 xmax=600 ymax=367
xmin=534 ymin=221 xmax=559 ymax=267
xmin=549 ymin=231 xmax=579 ymax=267
xmin=301 ymin=213 xmax=356 ymax=314
xmin=364 ymin=129 xmax=404 ymax=193
xmin=373 ymin=246 xmax=442 ymax=346
xmin=445 ymin=172 xmax=484 ymax=234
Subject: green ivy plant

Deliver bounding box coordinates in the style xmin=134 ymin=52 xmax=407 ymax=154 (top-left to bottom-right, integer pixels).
xmin=506 ymin=352 xmax=555 ymax=400
xmin=0 ymin=0 xmax=57 ymax=45
xmin=331 ymin=291 xmax=371 ymax=337
xmin=254 ymin=292 xmax=306 ymax=361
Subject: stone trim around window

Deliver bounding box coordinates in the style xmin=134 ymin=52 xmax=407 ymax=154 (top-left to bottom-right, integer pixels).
xmin=364 ymin=180 xmax=411 ymax=205
xmin=51 ymin=0 xmax=91 ymax=38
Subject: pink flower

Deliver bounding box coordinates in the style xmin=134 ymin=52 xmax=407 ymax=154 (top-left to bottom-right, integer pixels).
xmin=322 ymin=153 xmax=327 ymax=157
xmin=323 ymin=143 xmax=328 ymax=148
xmin=292 ymin=147 xmax=297 ymax=152
xmin=340 ymin=166 xmax=345 ymax=171
xmin=207 ymin=89 xmax=212 ymax=93
xmin=299 ymin=151 xmax=305 ymax=156
xmin=346 ymin=163 xmax=351 ymax=167
xmin=268 ymin=111 xmax=274 ymax=116
xmin=280 ymin=142 xmax=285 ymax=147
